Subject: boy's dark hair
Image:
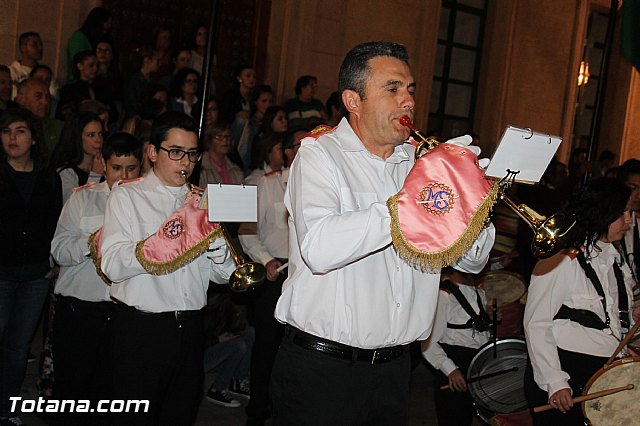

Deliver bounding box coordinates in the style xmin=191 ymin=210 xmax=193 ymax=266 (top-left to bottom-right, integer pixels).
xmin=29 ymin=64 xmax=53 ymax=78
xmin=18 ymin=32 xmax=40 ymax=46
xmin=150 ymin=111 xmax=197 ymax=149
xmin=295 ymin=75 xmax=317 ymax=96
xmin=617 ymin=159 xmax=640 ymax=184
xmin=102 ymin=132 xmax=143 ymax=162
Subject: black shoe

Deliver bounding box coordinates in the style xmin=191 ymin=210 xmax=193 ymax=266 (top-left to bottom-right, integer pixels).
xmin=228 ymin=378 xmax=250 ymax=399
xmin=206 ymin=389 xmax=241 ymax=408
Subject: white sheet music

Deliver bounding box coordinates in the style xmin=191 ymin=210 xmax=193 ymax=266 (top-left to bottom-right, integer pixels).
xmin=206 ymin=184 xmax=258 ymax=222
xmin=484 ymin=126 xmax=562 ymax=183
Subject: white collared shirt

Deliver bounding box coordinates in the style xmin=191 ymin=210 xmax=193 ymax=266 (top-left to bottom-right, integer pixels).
xmin=51 ymin=181 xmax=111 ymax=302
xmin=100 ymin=170 xmax=234 ymax=313
xmin=422 ymin=284 xmax=490 ymax=375
xmin=524 ymin=242 xmax=634 ymax=398
xmin=275 ymin=118 xmax=495 ymax=349
xmin=239 ymin=169 xmax=289 ymax=264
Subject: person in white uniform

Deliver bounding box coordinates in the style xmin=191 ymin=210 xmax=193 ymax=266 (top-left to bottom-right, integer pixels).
xmin=524 ymin=177 xmax=639 ymax=425
xmin=269 ymin=41 xmax=495 ymax=425
xmin=100 ymin=112 xmax=235 ymax=425
xmin=422 ymin=267 xmax=491 ymax=426
xmin=51 ymin=132 xmax=142 ymax=425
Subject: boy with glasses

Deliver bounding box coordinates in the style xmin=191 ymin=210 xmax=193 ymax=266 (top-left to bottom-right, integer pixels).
xmin=100 ymin=112 xmax=234 ymax=425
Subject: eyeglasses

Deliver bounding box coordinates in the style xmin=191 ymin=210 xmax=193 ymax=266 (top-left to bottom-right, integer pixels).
xmin=96 ymin=47 xmax=112 ymax=53
xmin=158 ymin=146 xmax=202 ymax=163
xmin=214 ymin=134 xmax=232 ymax=141
xmin=185 ymin=79 xmax=198 ymax=84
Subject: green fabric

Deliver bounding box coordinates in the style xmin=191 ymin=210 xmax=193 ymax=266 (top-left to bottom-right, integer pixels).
xmin=66 ymin=30 xmax=92 ymax=82
xmin=622 ymin=0 xmax=640 ymax=72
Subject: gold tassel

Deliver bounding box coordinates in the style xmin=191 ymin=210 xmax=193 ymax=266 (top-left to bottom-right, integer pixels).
xmin=387 ymin=181 xmax=500 ymax=271
xmin=135 ymin=227 xmax=223 ymax=276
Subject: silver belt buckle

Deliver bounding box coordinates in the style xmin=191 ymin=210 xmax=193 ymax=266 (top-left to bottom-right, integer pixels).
xmin=371 ymin=350 xmax=379 ymax=365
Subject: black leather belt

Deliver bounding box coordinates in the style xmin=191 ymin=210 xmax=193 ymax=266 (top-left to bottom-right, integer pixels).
xmin=286 ymin=326 xmax=407 ymax=364
xmin=115 ymin=302 xmax=202 ymax=320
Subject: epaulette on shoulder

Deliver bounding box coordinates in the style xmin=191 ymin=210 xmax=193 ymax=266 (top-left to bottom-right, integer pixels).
xmin=74 ymin=182 xmax=97 ymax=192
xmin=306 ymin=124 xmax=336 ymax=140
xmin=118 ymin=176 xmax=143 ymax=185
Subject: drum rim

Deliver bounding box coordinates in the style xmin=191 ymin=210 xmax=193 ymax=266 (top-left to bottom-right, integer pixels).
xmin=467 ymin=338 xmax=528 ymax=417
xmin=478 ymin=270 xmax=526 ymax=305
xmin=581 ymin=356 xmax=640 ymax=420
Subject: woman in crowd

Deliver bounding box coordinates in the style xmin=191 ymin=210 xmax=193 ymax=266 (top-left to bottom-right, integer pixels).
xmin=190 ymin=24 xmax=207 ymax=76
xmin=524 ymin=177 xmax=638 ymax=425
xmin=220 ymin=64 xmax=256 ymax=123
xmin=151 ymin=24 xmax=172 ymax=82
xmin=123 ymin=45 xmax=159 ymax=119
xmin=245 ymin=132 xmax=285 ymax=186
xmin=93 ymin=38 xmax=122 ymax=123
xmin=204 ymin=98 xmax=219 ymax=128
xmin=169 ymin=67 xmax=201 ymax=118
xmin=199 ymin=122 xmax=243 ymax=186
xmin=66 ymin=7 xmax=112 ymax=82
xmin=0 ymin=108 xmax=62 ymax=426
xmin=50 ymin=111 xmax=105 ymax=203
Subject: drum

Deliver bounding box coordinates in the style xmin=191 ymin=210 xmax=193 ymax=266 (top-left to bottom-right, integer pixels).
xmin=467 ymin=338 xmax=529 ymax=424
xmin=478 ymin=271 xmax=526 ymax=337
xmin=582 ymin=357 xmax=640 ymax=425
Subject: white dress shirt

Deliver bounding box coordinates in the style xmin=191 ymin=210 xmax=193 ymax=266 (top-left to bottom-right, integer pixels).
xmin=275 ymin=117 xmax=495 ymax=349
xmin=51 ymin=181 xmax=110 ymax=302
xmin=239 ymin=169 xmax=289 ymax=264
xmin=100 ymin=170 xmax=235 ymax=313
xmin=422 ymin=284 xmax=490 ymax=376
xmin=524 ymin=242 xmax=634 ymax=398
xmin=58 ymin=167 xmax=103 ymax=205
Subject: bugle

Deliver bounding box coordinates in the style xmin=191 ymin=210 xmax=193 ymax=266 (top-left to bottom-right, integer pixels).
xmin=399 ymin=116 xmax=575 ymax=259
xmin=181 ymin=171 xmax=266 ymax=292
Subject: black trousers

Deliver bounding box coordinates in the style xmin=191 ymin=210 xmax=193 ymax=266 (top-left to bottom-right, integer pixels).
xmin=525 ymin=347 xmax=608 ymax=426
xmin=245 ymin=271 xmax=285 ymax=424
xmin=51 ymin=296 xmax=114 ymax=426
xmin=434 ymin=344 xmax=479 ymax=426
xmin=110 ymin=304 xmax=204 ymax=426
xmin=270 ymin=332 xmax=411 ymax=426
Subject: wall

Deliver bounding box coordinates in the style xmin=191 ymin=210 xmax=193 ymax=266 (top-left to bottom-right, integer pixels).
xmin=0 ymin=0 xmax=99 ymax=85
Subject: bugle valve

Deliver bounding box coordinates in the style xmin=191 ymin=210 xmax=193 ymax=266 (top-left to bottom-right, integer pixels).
xmin=399 ymin=115 xmax=575 ymax=259
xmin=180 ymin=171 xmax=266 ymax=292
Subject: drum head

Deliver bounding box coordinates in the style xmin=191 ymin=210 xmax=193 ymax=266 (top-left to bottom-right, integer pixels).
xmin=479 ymin=271 xmax=526 ymax=307
xmin=467 ymin=339 xmax=528 ymax=422
xmin=583 ymin=357 xmax=640 ymax=425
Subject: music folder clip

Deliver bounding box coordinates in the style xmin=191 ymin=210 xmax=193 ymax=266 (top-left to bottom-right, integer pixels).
xmin=484 ymin=126 xmax=562 ymax=184
xmin=203 ymin=183 xmax=258 ymax=222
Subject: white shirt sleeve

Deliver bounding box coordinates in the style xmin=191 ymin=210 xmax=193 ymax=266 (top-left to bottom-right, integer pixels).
xmin=238 ymin=176 xmax=276 ymax=266
xmin=288 ymin=146 xmax=392 ymax=274
xmin=524 ymin=256 xmax=572 ymax=399
xmin=422 ymin=291 xmax=458 ymax=376
xmin=50 ymin=190 xmax=90 ymax=266
xmin=100 ymin=186 xmax=148 ymax=283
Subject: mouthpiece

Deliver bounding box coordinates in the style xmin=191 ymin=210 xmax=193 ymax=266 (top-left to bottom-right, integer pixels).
xmin=399 ymin=115 xmax=417 ymax=132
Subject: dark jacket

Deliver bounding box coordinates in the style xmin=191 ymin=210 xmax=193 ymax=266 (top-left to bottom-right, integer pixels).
xmin=0 ymin=161 xmax=62 ymax=280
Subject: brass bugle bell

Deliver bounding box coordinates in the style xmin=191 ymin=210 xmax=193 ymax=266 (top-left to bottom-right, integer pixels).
xmin=399 ymin=116 xmax=575 ymax=259
xmin=180 ymin=171 xmax=266 ymax=292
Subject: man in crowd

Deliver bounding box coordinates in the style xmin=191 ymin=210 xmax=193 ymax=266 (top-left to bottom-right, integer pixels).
xmin=15 ymin=78 xmax=63 ymax=156
xmin=270 ymin=41 xmax=495 ymax=424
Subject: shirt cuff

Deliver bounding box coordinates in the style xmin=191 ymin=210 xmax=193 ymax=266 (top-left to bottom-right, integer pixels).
xmin=547 ymin=380 xmax=572 ymax=401
xmin=440 ymin=359 xmax=458 ymax=376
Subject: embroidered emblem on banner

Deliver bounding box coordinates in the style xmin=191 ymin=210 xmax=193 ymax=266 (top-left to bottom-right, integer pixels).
xmin=162 ymin=217 xmax=185 ymax=239
xmin=417 ymin=183 xmax=456 ymax=215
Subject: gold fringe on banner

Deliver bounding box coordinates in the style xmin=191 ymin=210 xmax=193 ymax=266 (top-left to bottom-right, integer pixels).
xmin=88 ymin=229 xmax=112 ymax=285
xmin=387 ymin=182 xmax=500 ymax=271
xmin=134 ymin=227 xmax=223 ymax=276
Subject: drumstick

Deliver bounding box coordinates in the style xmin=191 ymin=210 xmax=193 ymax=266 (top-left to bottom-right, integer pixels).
xmin=533 ymin=384 xmax=634 ymax=413
xmin=492 ymin=298 xmax=498 ymax=358
xmin=440 ymin=366 xmax=518 ymax=390
xmin=276 ymin=262 xmax=288 ymax=273
xmin=605 ymin=319 xmax=640 ymax=366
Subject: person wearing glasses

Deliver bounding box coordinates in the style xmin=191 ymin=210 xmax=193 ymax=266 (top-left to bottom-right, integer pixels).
xmin=199 ymin=122 xmax=244 ymax=186
xmin=100 ymin=111 xmax=235 ymax=425
xmin=170 ymin=67 xmax=201 ymax=118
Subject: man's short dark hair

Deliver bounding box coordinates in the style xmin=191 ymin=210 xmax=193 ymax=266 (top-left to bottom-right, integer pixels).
xmin=103 ymin=132 xmax=143 ymax=162
xmin=29 ymin=64 xmax=52 ymax=78
xmin=338 ymin=41 xmax=409 ymax=100
xmin=150 ymin=111 xmax=197 ymax=149
xmin=19 ymin=32 xmax=40 ymax=47
xmin=295 ymin=75 xmax=317 ymax=96
xmin=617 ymin=159 xmax=640 ymax=183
